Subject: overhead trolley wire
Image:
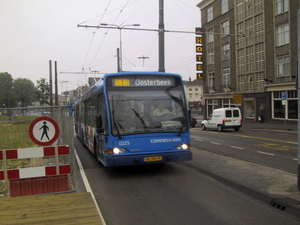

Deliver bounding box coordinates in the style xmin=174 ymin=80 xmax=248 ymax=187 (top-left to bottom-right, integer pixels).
xmin=82 ymin=0 xmax=113 ymax=70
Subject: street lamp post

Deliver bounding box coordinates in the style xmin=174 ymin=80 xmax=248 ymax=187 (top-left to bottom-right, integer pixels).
xmin=100 ymin=23 xmax=140 ymax=72
xmin=138 ymin=55 xmax=149 ymax=67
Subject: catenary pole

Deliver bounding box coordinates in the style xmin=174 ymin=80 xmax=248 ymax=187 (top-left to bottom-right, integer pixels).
xmin=158 ymin=0 xmax=165 ymax=72
xmin=55 ymin=61 xmax=58 ymax=106
xmin=49 ymin=60 xmax=53 ymax=106
xmin=297 ymin=8 xmax=300 ymax=191
xmin=117 ymin=48 xmax=121 ymax=72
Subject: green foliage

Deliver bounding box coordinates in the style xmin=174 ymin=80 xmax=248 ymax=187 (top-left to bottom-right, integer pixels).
xmin=13 ymin=78 xmax=37 ymax=107
xmin=0 ymin=72 xmax=16 ymax=108
xmin=36 ymin=78 xmax=50 ymax=106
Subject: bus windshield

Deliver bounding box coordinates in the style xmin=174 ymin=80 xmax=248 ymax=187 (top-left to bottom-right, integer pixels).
xmin=108 ymin=87 xmax=188 ymax=136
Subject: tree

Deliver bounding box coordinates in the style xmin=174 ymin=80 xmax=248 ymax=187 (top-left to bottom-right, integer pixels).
xmin=36 ymin=78 xmax=50 ymax=106
xmin=0 ymin=72 xmax=16 ymax=108
xmin=13 ymin=78 xmax=36 ymax=107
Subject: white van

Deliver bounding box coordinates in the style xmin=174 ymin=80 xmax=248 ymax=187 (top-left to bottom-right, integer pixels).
xmin=201 ymin=107 xmax=242 ymax=132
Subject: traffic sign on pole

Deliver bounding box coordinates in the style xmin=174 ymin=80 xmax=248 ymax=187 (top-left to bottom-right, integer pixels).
xmin=29 ymin=117 xmax=60 ymax=146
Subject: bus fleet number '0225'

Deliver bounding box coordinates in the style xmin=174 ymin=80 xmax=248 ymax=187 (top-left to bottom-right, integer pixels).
xmin=119 ymin=141 xmax=130 ymax=146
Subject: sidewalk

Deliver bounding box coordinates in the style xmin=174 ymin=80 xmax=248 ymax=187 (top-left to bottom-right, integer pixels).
xmin=242 ymin=121 xmax=298 ymax=132
xmin=191 ymin=116 xmax=300 ymax=219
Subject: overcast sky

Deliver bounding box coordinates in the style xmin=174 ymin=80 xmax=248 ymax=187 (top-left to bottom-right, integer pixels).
xmin=0 ymin=0 xmax=201 ymax=93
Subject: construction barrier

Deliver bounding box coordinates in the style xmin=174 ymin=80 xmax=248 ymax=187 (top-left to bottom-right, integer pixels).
xmin=0 ymin=145 xmax=71 ymax=197
xmin=0 ymin=106 xmax=76 ymax=197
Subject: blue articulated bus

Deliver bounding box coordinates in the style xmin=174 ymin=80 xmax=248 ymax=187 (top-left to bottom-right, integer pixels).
xmin=74 ymin=71 xmax=192 ymax=167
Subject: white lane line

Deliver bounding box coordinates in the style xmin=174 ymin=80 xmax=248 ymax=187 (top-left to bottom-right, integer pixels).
xmin=195 ymin=139 xmax=203 ymax=141
xmin=75 ymin=148 xmax=107 ymax=225
xmin=293 ymin=158 xmax=298 ymax=161
xmin=277 ymin=133 xmax=288 ymax=136
xmin=211 ymin=142 xmax=221 ymax=145
xmin=231 ymin=146 xmax=244 ymax=149
xmin=257 ymin=151 xmax=274 ymax=156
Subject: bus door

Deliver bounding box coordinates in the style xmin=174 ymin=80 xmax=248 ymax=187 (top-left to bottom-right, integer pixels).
xmin=97 ymin=94 xmax=106 ymax=161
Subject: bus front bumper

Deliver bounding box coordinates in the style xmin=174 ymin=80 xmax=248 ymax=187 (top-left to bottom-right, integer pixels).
xmin=105 ymin=150 xmax=192 ymax=167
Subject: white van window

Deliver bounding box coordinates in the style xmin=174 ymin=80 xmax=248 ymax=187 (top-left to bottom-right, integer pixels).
xmin=225 ymin=110 xmax=232 ymax=117
xmin=233 ymin=110 xmax=239 ymax=117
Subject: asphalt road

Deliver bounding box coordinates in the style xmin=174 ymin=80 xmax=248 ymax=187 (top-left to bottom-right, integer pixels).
xmin=190 ymin=127 xmax=298 ymax=173
xmin=74 ymin=137 xmax=300 ymax=225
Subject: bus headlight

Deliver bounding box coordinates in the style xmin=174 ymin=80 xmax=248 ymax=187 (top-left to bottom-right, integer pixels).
xmin=113 ymin=147 xmax=125 ymax=154
xmin=177 ymin=143 xmax=190 ymax=150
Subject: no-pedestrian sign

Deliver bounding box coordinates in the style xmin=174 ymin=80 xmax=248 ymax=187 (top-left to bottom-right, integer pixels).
xmin=29 ymin=116 xmax=60 ymax=146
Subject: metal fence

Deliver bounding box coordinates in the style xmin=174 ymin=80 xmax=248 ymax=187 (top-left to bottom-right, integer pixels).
xmin=0 ymin=106 xmax=75 ymax=197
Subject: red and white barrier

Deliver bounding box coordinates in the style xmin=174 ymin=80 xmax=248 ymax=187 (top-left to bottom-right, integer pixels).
xmin=0 ymin=145 xmax=70 ymax=181
xmin=0 ymin=165 xmax=70 ymax=180
xmin=0 ymin=145 xmax=69 ymax=160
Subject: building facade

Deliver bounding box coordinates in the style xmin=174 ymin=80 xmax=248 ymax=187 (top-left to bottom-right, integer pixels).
xmin=185 ymin=78 xmax=204 ymax=114
xmin=197 ymin=0 xmax=298 ymax=124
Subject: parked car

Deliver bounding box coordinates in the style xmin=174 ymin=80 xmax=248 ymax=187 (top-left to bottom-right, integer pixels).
xmin=201 ymin=107 xmax=242 ymax=132
xmin=190 ymin=116 xmax=197 ymax=128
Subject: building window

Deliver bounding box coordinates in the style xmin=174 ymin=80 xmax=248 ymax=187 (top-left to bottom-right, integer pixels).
xmin=207 ymin=6 xmax=213 ymax=22
xmin=246 ymin=74 xmax=255 ymax=91
xmin=238 ymin=74 xmax=246 ymax=91
xmin=207 ymin=99 xmax=219 ymax=116
xmin=277 ymin=56 xmax=290 ymax=77
xmin=208 ymin=50 xmax=214 ymax=64
xmin=222 ymin=43 xmax=230 ymax=60
xmin=255 ymin=42 xmax=265 ymax=70
xmin=221 ymin=20 xmax=230 ymax=36
xmin=208 ymin=72 xmax=215 ymax=88
xmin=255 ymin=72 xmax=265 ymax=91
xmin=223 ymin=68 xmax=230 ymax=86
xmin=221 ymin=0 xmax=228 ymax=14
xmin=246 ymin=46 xmax=254 ymax=71
xmin=273 ymin=91 xmax=297 ymax=119
xmin=254 ymin=13 xmax=264 ymax=42
xmin=277 ymin=24 xmax=289 ymax=46
xmin=276 ymin=0 xmax=289 ymax=15
xmin=237 ymin=49 xmax=245 ymax=73
xmin=244 ymin=99 xmax=255 ymax=118
xmin=207 ymin=27 xmax=214 ymax=42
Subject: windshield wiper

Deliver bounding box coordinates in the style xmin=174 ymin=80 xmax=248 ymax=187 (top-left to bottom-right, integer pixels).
xmin=131 ymin=108 xmax=147 ymax=128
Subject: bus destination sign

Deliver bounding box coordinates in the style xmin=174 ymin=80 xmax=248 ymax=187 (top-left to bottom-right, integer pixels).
xmin=113 ymin=78 xmax=175 ymax=87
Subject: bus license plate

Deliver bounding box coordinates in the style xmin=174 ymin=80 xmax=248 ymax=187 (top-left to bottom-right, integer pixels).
xmin=144 ymin=156 xmax=162 ymax=162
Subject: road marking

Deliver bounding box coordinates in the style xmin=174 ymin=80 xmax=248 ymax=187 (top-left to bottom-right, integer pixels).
xmin=231 ymin=146 xmax=244 ymax=149
xmin=211 ymin=142 xmax=221 ymax=145
xmin=194 ymin=130 xmax=298 ymax=145
xmin=277 ymin=133 xmax=288 ymax=136
xmin=74 ymin=148 xmax=107 ymax=225
xmin=257 ymin=151 xmax=274 ymax=156
xmin=195 ymin=139 xmax=203 ymax=141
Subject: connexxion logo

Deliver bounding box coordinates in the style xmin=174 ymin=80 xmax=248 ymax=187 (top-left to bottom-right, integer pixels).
xmin=150 ymin=138 xmax=181 ymax=143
